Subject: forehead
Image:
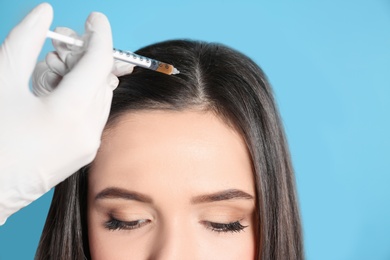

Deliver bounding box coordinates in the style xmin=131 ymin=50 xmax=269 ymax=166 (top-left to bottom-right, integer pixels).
xmin=90 ymin=110 xmax=255 ymax=196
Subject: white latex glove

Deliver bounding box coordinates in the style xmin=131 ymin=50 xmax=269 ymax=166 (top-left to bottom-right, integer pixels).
xmin=32 ymin=27 xmax=134 ymax=96
xmin=0 ymin=3 xmax=131 ymax=225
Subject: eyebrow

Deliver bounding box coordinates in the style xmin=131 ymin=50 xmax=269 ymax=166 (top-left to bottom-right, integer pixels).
xmin=94 ymin=187 xmax=254 ymax=204
xmin=191 ymin=189 xmax=254 ymax=204
xmin=95 ymin=187 xmax=153 ymax=203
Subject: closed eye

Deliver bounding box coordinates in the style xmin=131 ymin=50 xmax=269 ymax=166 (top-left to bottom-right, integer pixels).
xmin=104 ymin=217 xmax=150 ymax=231
xmin=201 ymin=220 xmax=248 ymax=233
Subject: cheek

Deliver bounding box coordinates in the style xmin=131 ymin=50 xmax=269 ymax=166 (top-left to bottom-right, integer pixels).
xmin=199 ymin=226 xmax=257 ymax=260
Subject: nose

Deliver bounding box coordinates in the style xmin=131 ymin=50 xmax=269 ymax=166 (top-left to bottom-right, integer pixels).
xmin=148 ymin=218 xmax=196 ymax=260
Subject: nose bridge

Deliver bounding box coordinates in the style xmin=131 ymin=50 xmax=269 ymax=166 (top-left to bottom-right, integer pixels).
xmin=150 ymin=215 xmax=194 ymax=260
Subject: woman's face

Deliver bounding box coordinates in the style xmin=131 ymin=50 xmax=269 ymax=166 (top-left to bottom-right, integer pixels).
xmin=88 ymin=110 xmax=256 ymax=259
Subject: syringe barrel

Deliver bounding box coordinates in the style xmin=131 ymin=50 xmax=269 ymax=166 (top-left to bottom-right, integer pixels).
xmin=113 ymin=48 xmax=157 ymax=69
xmin=112 ymin=48 xmax=175 ymax=75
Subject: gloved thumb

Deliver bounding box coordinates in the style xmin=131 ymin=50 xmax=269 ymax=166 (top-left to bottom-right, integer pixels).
xmin=0 ymin=3 xmax=53 ymax=88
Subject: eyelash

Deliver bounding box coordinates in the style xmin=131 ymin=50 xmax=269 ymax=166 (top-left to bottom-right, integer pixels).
xmin=104 ymin=217 xmax=247 ymax=233
xmin=202 ymin=220 xmax=248 ymax=233
xmin=104 ymin=217 xmax=150 ymax=231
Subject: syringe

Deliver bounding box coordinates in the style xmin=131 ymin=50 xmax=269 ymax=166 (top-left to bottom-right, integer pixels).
xmin=46 ymin=30 xmax=180 ymax=75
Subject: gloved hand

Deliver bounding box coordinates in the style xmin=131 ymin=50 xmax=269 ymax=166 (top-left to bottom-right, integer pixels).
xmin=32 ymin=27 xmax=134 ymax=96
xmin=0 ymin=3 xmax=132 ymax=225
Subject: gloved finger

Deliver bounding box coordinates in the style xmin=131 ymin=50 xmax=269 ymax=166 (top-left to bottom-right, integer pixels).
xmin=0 ymin=3 xmax=53 ymax=89
xmin=112 ymin=60 xmax=134 ymax=77
xmin=52 ymin=27 xmax=78 ymax=62
xmin=52 ymin=27 xmax=84 ymax=70
xmin=65 ymin=51 xmax=84 ymax=71
xmin=54 ymin=12 xmax=114 ymax=100
xmin=108 ymin=73 xmax=119 ymax=90
xmin=46 ymin=52 xmax=67 ymax=76
xmin=32 ymin=61 xmax=62 ymax=96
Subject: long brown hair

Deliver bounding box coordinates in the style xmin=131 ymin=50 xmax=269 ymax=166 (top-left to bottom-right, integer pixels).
xmin=36 ymin=40 xmax=303 ymax=259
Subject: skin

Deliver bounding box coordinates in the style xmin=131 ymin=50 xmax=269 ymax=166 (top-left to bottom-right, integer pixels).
xmin=88 ymin=110 xmax=257 ymax=259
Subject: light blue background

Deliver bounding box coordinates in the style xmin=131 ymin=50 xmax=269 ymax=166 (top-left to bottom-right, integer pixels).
xmin=1 ymin=1 xmax=389 ymax=259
